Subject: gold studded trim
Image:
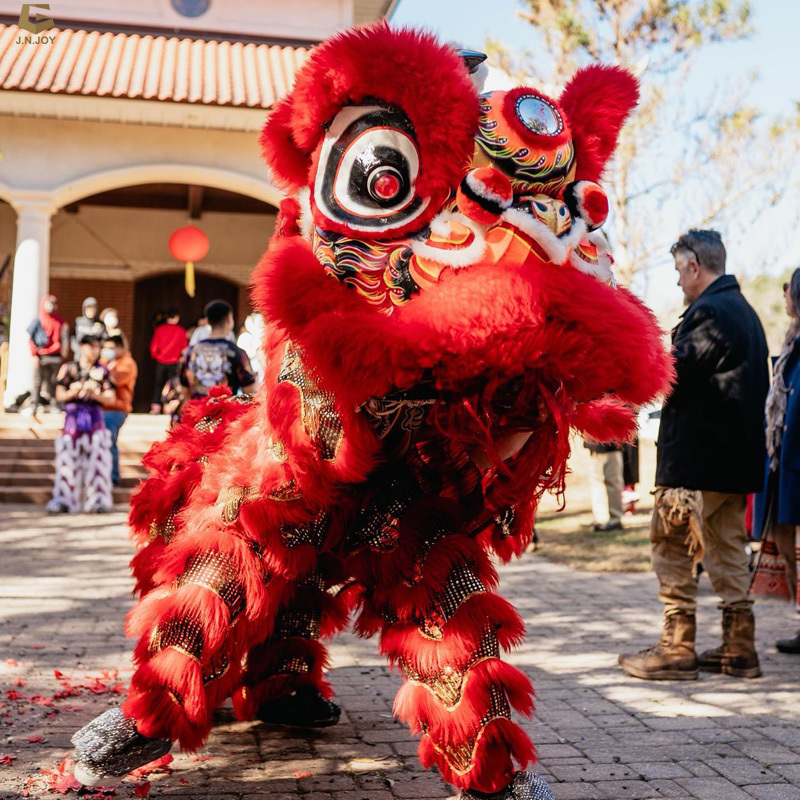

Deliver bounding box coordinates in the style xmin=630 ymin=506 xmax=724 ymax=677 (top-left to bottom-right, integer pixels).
xmin=148 ymin=511 xmax=177 ymax=543
xmin=268 ymin=437 xmax=288 ymax=463
xmin=278 ymin=342 xmax=343 ymax=462
xmin=202 ymin=653 xmax=230 ymax=684
xmin=195 ymin=415 xmax=223 ymax=434
xmin=426 ymin=686 xmax=511 ymax=774
xmin=275 ymin=655 xmax=311 ymax=675
xmin=280 ymin=512 xmax=329 ymax=550
xmin=175 ymin=551 xmax=246 ymax=623
xmin=217 ymin=485 xmax=262 ymax=524
xmin=494 ymin=506 xmax=516 ymax=538
xmin=418 ymin=565 xmax=486 ymax=640
xmin=149 ymin=617 xmax=204 ymax=664
xmin=400 ymin=627 xmax=500 ymax=709
xmin=274 ymin=609 xmax=323 ymax=640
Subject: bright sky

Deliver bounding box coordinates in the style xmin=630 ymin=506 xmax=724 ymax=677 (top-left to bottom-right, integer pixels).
xmin=390 ymin=0 xmax=800 ymax=311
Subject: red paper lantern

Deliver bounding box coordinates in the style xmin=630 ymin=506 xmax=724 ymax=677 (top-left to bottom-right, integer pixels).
xmin=168 ymin=225 xmax=209 ymax=297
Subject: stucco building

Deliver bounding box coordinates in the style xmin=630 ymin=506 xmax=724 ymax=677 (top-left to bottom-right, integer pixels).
xmin=0 ymin=0 xmax=395 ymax=409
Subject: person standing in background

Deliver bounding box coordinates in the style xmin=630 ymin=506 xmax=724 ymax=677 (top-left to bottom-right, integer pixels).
xmin=72 ymin=297 xmax=106 ymax=359
xmin=179 ymin=299 xmax=256 ymax=401
xmin=148 ymin=308 xmax=187 ymax=414
xmin=751 ymin=270 xmax=800 ymax=655
xmin=236 ymin=312 xmax=266 ymax=387
xmin=101 ymin=334 xmax=138 ymax=487
xmin=619 ymin=229 xmax=769 ymax=681
xmin=27 ymin=294 xmax=68 ymax=415
xmin=584 ymin=439 xmax=624 ymax=531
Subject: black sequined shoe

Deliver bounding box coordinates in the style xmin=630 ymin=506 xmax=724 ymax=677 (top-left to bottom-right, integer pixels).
xmin=71 ymin=707 xmax=172 ymax=787
xmin=256 ymin=686 xmax=341 ymax=728
xmin=459 ymin=771 xmax=555 ymax=800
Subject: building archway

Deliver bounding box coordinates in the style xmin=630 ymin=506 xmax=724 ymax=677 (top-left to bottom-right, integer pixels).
xmin=132 ymin=270 xmax=242 ymax=412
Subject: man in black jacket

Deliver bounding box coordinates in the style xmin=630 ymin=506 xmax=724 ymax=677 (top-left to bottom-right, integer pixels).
xmin=619 ymin=229 xmax=769 ymax=681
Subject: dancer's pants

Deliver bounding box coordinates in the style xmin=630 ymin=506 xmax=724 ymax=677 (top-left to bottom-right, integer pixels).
xmin=52 ymin=427 xmax=114 ymax=512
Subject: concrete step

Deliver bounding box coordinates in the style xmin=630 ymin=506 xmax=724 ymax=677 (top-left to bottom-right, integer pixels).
xmin=0 ymin=472 xmax=142 ymax=488
xmin=0 ymin=486 xmax=134 ymax=505
xmin=0 ymin=458 xmax=147 ymax=474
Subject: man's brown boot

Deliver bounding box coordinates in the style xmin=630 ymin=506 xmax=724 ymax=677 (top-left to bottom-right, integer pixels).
xmin=618 ymin=611 xmax=698 ymax=680
xmin=699 ymin=607 xmax=761 ymax=678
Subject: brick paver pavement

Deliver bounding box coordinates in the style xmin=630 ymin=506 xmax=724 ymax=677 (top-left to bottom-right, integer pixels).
xmin=0 ymin=506 xmax=798 ymax=800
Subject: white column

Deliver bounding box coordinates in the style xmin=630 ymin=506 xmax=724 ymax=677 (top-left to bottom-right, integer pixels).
xmin=4 ymin=197 xmax=56 ymax=406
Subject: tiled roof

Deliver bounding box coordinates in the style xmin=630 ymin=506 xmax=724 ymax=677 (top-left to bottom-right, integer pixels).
xmin=0 ymin=23 xmax=308 ymax=108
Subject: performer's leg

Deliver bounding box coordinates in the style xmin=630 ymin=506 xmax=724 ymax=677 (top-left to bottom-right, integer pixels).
xmin=48 ymin=434 xmax=80 ymax=513
xmin=233 ymin=554 xmax=349 ymax=727
xmin=355 ymin=527 xmax=538 ymax=795
xmin=83 ymin=428 xmax=114 ymax=512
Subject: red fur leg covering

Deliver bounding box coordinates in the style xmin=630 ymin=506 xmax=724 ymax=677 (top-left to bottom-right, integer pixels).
xmin=358 ymin=542 xmax=536 ymax=793
xmin=232 ymin=561 xmax=351 ymax=721
xmin=122 ymin=528 xmax=280 ymax=750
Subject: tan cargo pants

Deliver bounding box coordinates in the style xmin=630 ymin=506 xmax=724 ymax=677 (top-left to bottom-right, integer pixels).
xmin=651 ymin=490 xmax=753 ymax=615
xmin=589 ymin=450 xmax=624 ymax=526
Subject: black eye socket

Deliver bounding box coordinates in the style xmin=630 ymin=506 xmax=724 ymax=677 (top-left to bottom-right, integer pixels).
xmin=314 ymin=106 xmax=428 ymax=231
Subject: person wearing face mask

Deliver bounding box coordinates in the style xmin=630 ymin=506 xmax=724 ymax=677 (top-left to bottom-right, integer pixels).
xmin=101 ymin=334 xmax=138 ymax=487
xmin=751 ymin=270 xmax=800 ymax=654
xmin=26 ymin=294 xmax=68 ymax=415
xmin=100 ymin=308 xmax=122 ymax=338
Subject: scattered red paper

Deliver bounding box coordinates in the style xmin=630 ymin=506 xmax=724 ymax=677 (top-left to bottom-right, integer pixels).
xmin=188 ymin=754 xmax=212 ymax=762
xmin=34 ymin=757 xmax=82 ymax=793
xmin=27 ymin=736 xmax=44 ymax=743
xmin=13 ymin=677 xmax=27 ymax=687
xmin=53 ymin=670 xmax=66 ymax=680
xmin=6 ymin=659 xmax=19 ymax=667
xmin=29 ymin=645 xmax=45 ymax=650
xmin=29 ymin=695 xmax=54 ymax=707
xmin=133 ymin=781 xmax=151 ymax=798
xmin=6 ymin=690 xmax=24 ymax=701
xmin=0 ymin=754 xmax=17 ymax=765
xmin=129 ymin=753 xmax=173 ymax=778
xmin=178 ymin=778 xmax=189 ymax=785
xmin=295 ymin=770 xmax=311 ymax=778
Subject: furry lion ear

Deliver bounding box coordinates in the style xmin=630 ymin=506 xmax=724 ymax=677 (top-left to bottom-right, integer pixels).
xmin=259 ymin=96 xmax=312 ymax=192
xmin=559 ymin=65 xmax=639 ymax=183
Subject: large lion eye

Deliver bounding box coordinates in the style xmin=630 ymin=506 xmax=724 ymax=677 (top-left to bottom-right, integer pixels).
xmin=313 ymin=105 xmax=429 ymax=232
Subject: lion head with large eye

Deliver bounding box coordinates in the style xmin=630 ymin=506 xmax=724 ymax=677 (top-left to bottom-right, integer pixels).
xmin=260 ymin=23 xmax=480 ymax=240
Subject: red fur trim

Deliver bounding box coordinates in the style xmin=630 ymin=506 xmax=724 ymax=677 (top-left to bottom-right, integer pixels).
xmin=559 ymin=65 xmax=639 ymax=182
xmin=378 ymin=593 xmax=526 ymax=673
xmin=418 ymin=718 xmax=534 ymax=792
xmin=259 ymin=95 xmax=309 ymax=191
xmin=572 ymin=397 xmax=638 ymax=443
xmin=394 ymin=659 xmax=534 ymax=741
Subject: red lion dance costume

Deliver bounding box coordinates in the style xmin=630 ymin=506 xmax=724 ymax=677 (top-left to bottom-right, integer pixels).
xmin=72 ymin=23 xmax=673 ymax=800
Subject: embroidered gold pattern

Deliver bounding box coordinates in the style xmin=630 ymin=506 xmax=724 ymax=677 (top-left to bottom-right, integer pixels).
xmin=218 ymin=485 xmax=261 ymax=523
xmin=278 ymin=343 xmax=343 ymax=462
xmin=148 ymin=511 xmax=177 ymax=543
xmin=267 ymin=479 xmax=304 ymax=502
xmin=419 ymin=565 xmax=486 ymax=640
xmin=427 ymin=685 xmax=511 ymax=774
xmin=400 ymin=627 xmax=499 ymax=708
xmin=175 ymin=551 xmax=246 ymax=622
xmin=494 ymin=506 xmax=516 ymax=538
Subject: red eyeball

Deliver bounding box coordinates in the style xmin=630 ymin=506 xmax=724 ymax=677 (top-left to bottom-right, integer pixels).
xmin=369 ymin=169 xmax=403 ymax=202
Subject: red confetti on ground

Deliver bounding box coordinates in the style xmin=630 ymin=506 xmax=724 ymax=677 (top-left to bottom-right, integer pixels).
xmin=27 ymin=736 xmax=44 ymax=743
xmin=295 ymin=770 xmax=311 ymax=778
xmin=129 ymin=753 xmax=173 ymax=779
xmin=178 ymin=778 xmax=189 ymax=785
xmin=0 ymin=754 xmax=18 ymax=765
xmin=133 ymin=781 xmax=151 ymax=798
xmin=26 ymin=757 xmax=83 ymax=794
xmin=188 ymin=754 xmax=212 ymax=762
xmin=6 ymin=690 xmax=24 ymax=701
xmin=13 ymin=677 xmax=27 ymax=687
xmin=6 ymin=659 xmax=19 ymax=667
xmin=29 ymin=645 xmax=45 ymax=650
